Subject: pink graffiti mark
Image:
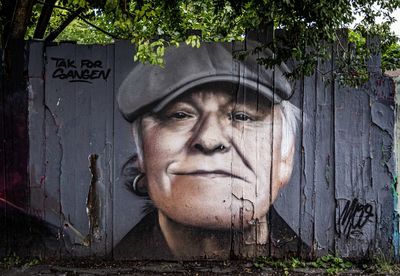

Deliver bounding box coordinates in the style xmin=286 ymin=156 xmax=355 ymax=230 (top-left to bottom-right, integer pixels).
xmin=0 ymin=194 xmax=44 ymax=219
xmin=0 ymin=170 xmax=31 ymax=210
xmin=2 ymin=171 xmax=23 ymax=186
xmin=0 ymin=195 xmax=26 ymax=213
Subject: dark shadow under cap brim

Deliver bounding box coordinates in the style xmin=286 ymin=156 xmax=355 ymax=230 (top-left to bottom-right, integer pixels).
xmin=118 ymin=40 xmax=293 ymax=122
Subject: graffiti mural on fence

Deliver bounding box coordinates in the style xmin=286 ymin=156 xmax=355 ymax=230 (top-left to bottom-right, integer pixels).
xmin=2 ymin=39 xmax=393 ymax=259
xmin=113 ymin=41 xmax=302 ymax=258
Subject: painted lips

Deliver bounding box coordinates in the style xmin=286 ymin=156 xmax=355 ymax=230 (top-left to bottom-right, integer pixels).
xmin=171 ymin=170 xmax=249 ymax=182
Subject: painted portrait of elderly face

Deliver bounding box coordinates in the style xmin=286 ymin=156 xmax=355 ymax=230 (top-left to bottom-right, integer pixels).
xmin=141 ymin=84 xmax=294 ymax=229
xmin=114 ymin=41 xmax=299 ymax=259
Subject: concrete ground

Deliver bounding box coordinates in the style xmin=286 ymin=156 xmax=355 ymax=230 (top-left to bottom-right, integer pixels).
xmin=0 ymin=260 xmax=377 ymax=275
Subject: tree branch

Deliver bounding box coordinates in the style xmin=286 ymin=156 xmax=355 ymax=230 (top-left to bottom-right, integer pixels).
xmin=34 ymin=0 xmax=57 ymax=39
xmin=37 ymin=0 xmax=71 ymax=12
xmin=77 ymin=15 xmax=121 ymax=40
xmin=37 ymin=1 xmax=121 ymax=41
xmin=45 ymin=7 xmax=85 ymax=42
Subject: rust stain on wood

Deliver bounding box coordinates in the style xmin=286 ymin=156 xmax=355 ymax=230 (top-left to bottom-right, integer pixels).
xmin=86 ymin=153 xmax=101 ymax=245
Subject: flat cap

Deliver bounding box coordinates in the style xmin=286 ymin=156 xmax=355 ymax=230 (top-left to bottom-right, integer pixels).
xmin=118 ymin=41 xmax=292 ymax=122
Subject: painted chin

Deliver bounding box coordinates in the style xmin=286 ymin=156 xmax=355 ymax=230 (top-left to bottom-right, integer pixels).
xmin=159 ymin=190 xmax=267 ymax=230
xmin=151 ymin=174 xmax=269 ymax=230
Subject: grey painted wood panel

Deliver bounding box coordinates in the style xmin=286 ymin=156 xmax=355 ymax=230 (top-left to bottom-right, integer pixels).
xmin=112 ymin=41 xmax=149 ymax=256
xmin=299 ymin=68 xmax=317 ymax=258
xmin=313 ymin=57 xmax=336 ymax=257
xmin=28 ymin=41 xmax=46 ymax=222
xmin=369 ymin=73 xmax=395 ymax=258
xmin=43 ymin=43 xmax=114 ymax=256
xmin=334 ymin=84 xmax=373 ymax=257
xmin=25 ymin=40 xmax=397 ymax=260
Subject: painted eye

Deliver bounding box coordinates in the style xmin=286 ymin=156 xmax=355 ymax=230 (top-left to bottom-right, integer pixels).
xmin=171 ymin=111 xmax=192 ymax=120
xmin=232 ymin=112 xmax=252 ymax=121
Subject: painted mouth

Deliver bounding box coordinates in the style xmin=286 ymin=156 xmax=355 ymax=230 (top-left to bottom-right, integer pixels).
xmin=171 ymin=170 xmax=249 ymax=182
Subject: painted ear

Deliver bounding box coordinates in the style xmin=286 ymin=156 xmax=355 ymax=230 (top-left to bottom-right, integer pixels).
xmin=131 ymin=124 xmax=145 ymax=173
xmin=132 ymin=155 xmax=145 ymax=173
xmin=278 ymin=130 xmax=296 ymax=188
xmin=132 ymin=173 xmax=148 ymax=197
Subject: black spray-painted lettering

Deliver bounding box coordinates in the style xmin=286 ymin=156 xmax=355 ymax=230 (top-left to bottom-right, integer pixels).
xmin=51 ymin=57 xmax=77 ymax=68
xmin=81 ymin=59 xmax=103 ymax=68
xmin=51 ymin=57 xmax=111 ymax=84
xmin=338 ymin=198 xmax=374 ymax=238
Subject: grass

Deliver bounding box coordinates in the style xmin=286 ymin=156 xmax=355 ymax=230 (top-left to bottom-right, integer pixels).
xmin=310 ymin=255 xmax=352 ymax=275
xmin=254 ymin=254 xmax=400 ymax=275
xmin=254 ymin=255 xmax=352 ymax=275
xmin=364 ymin=254 xmax=400 ymax=274
xmin=2 ymin=252 xmax=400 ymax=275
xmin=0 ymin=253 xmax=41 ymax=269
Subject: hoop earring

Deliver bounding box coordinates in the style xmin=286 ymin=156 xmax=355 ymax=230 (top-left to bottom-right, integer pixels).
xmin=132 ymin=173 xmax=147 ymax=196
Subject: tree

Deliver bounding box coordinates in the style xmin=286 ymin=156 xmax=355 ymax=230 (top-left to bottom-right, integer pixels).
xmin=1 ymin=0 xmax=400 ymax=84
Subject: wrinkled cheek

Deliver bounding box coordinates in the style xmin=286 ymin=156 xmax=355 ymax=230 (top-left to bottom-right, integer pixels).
xmin=142 ymin=142 xmax=175 ymax=198
xmin=142 ymin=128 xmax=187 ymax=190
xmin=147 ymin=172 xmax=173 ymax=200
xmin=253 ymin=138 xmax=274 ymax=219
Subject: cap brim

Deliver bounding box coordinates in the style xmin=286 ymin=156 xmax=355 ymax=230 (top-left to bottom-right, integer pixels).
xmin=152 ymin=74 xmax=281 ymax=113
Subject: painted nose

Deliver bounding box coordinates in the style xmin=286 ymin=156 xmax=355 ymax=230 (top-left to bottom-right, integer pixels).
xmin=192 ymin=115 xmax=230 ymax=154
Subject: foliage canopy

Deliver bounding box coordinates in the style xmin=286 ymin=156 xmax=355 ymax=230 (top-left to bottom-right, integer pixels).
xmin=3 ymin=0 xmax=400 ymax=84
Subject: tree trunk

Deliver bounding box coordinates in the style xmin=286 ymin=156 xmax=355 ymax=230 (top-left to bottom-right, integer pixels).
xmin=1 ymin=0 xmax=35 ymax=256
xmin=9 ymin=0 xmax=36 ymax=40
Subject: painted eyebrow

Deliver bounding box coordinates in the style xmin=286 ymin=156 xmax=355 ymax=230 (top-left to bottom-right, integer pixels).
xmin=186 ymin=96 xmax=261 ymax=114
xmin=231 ymin=101 xmax=263 ymax=111
xmin=164 ymin=91 xmax=270 ymax=112
xmin=151 ymin=101 xmax=196 ymax=121
xmin=164 ymin=101 xmax=199 ymax=115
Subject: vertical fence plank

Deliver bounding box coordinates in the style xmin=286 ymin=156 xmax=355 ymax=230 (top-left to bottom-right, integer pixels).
xmin=270 ymin=78 xmax=303 ymax=258
xmin=45 ymin=43 xmax=76 ymax=256
xmin=393 ymin=74 xmax=400 ymax=259
xmin=299 ymin=66 xmax=316 ymax=258
xmin=44 ymin=43 xmax=114 ymax=257
xmin=366 ymin=37 xmax=394 ymax=258
xmin=112 ymin=41 xmax=150 ymax=259
xmin=28 ymin=41 xmax=45 ymax=223
xmin=334 ymin=81 xmax=374 ymax=257
xmin=28 ymin=41 xmax=51 ymax=256
xmin=103 ymin=44 xmax=115 ymax=256
xmin=230 ymin=40 xmax=252 ymax=258
xmin=313 ymin=54 xmax=336 ymax=257
xmin=369 ymin=73 xmax=395 ymax=258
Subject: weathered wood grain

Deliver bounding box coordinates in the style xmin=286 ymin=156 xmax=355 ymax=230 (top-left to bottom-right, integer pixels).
xmin=23 ymin=40 xmax=397 ymax=260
